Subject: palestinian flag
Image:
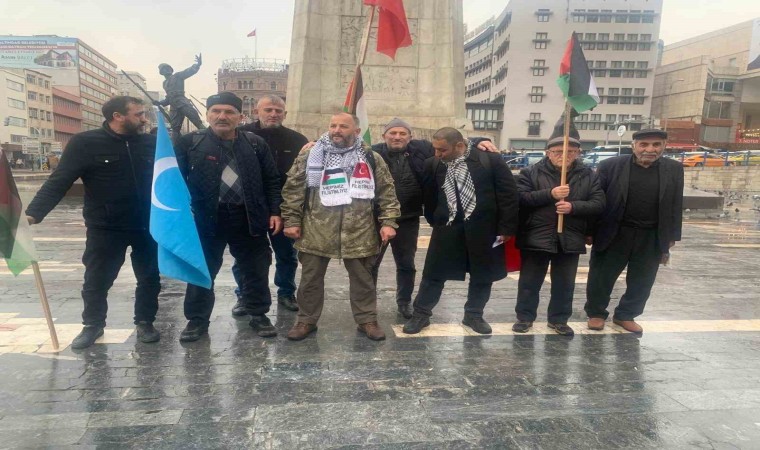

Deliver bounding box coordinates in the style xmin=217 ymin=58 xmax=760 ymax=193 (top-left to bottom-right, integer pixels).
xmin=557 ymin=32 xmax=599 ymax=113
xmin=322 ymin=168 xmax=347 ymax=186
xmin=344 ymin=66 xmax=371 ymax=145
xmin=0 ymin=150 xmax=37 ymax=275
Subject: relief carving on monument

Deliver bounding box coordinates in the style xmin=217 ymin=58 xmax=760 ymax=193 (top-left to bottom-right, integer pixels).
xmin=340 ymin=66 xmax=418 ymax=99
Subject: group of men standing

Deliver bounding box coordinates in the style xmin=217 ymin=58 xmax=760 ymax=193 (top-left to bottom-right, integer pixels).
xmin=23 ymin=90 xmax=683 ymax=349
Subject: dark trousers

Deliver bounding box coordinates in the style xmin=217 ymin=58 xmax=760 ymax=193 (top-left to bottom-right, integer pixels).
xmin=413 ymin=276 xmax=493 ymax=318
xmin=515 ymin=250 xmax=580 ymax=324
xmin=184 ymin=205 xmax=272 ymax=325
xmin=232 ymin=228 xmax=298 ymax=298
xmin=585 ymin=226 xmax=661 ymax=321
xmin=296 ymin=252 xmax=378 ymax=325
xmin=81 ymin=228 xmax=160 ymax=327
xmin=371 ymin=217 xmax=419 ymax=305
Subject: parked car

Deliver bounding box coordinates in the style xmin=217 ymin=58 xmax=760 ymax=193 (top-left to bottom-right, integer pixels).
xmin=679 ymin=153 xmax=733 ymax=167
xmin=729 ymin=151 xmax=760 ymax=166
xmin=582 ymin=152 xmax=619 ymax=168
xmin=590 ymin=145 xmax=633 ymax=155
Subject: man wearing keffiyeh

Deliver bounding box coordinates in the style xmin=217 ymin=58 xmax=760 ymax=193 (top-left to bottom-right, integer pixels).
xmin=281 ymin=112 xmax=400 ymax=342
xmin=403 ymin=128 xmax=519 ymax=335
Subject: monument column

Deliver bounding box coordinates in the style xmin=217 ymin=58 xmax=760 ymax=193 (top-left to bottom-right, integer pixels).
xmin=286 ymin=0 xmax=470 ymax=141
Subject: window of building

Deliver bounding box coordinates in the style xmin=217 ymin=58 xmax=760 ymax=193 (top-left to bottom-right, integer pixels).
xmin=636 ymin=61 xmax=649 ymax=69
xmin=642 ymin=10 xmax=655 ymax=23
xmin=532 ymin=59 xmax=546 ymax=76
xmin=26 ymin=74 xmax=36 ymax=84
xmin=599 ymin=33 xmax=609 ymax=41
xmin=586 ymin=9 xmax=599 ymax=22
xmin=633 ymin=97 xmax=645 ymax=105
xmin=597 ymin=42 xmax=609 ymax=50
xmin=627 ymin=34 xmax=638 ymax=42
xmin=46 ymin=95 xmax=51 ymax=104
xmin=27 ymin=91 xmax=37 ymax=101
xmin=629 ymin=10 xmax=641 ymax=23
xmin=729 ymin=58 xmax=737 ymax=67
xmin=7 ymin=98 xmax=25 ymax=109
xmin=6 ymin=79 xmax=24 ymax=92
xmin=710 ymin=79 xmax=735 ymax=94
xmin=606 ymin=114 xmax=617 ymax=124
xmin=638 ymin=43 xmax=651 ymax=51
xmin=528 ymin=121 xmax=541 ymax=136
xmin=270 ymin=81 xmax=277 ymax=90
xmin=535 ymin=41 xmax=547 ymax=49
xmin=622 ymin=88 xmax=632 ymax=96
xmin=615 ymin=10 xmax=627 ymax=23
xmin=626 ymin=43 xmax=638 ymax=51
xmin=537 ymin=9 xmax=550 ymax=22
xmin=11 ymin=134 xmax=24 ymax=143
xmin=238 ymin=80 xmax=242 ymax=89
xmin=28 ymin=108 xmax=38 ymax=119
xmin=640 ymin=34 xmax=652 ymax=42
xmin=46 ymin=111 xmax=52 ymax=121
xmin=44 ymin=80 xmax=50 ymax=88
xmin=614 ymin=33 xmax=625 ymax=42
xmin=573 ymin=10 xmax=586 ymax=22
xmin=530 ymin=86 xmax=544 ymax=103
xmin=600 ymin=9 xmax=612 ymax=22
xmin=634 ymin=88 xmax=645 ymax=96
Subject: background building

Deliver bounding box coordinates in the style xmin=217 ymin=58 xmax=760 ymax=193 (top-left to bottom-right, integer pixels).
xmin=652 ymin=19 xmax=760 ymax=148
xmin=22 ymin=69 xmax=54 ymax=153
xmin=117 ymin=71 xmax=159 ymax=130
xmin=52 ymin=87 xmax=82 ymax=149
xmin=0 ymin=69 xmax=29 ymax=163
xmin=217 ymin=58 xmax=288 ymax=123
xmin=464 ymin=0 xmax=663 ymax=150
xmin=0 ymin=36 xmax=118 ymax=133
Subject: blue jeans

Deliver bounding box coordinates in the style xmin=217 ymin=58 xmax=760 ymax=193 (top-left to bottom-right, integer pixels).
xmin=233 ymin=228 xmax=298 ymax=299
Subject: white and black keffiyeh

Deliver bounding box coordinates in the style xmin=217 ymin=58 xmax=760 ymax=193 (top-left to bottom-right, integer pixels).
xmin=306 ymin=132 xmax=374 ymax=206
xmin=442 ymin=141 xmax=476 ymax=224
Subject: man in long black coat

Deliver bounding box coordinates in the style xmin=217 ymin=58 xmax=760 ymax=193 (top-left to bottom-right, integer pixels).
xmin=513 ymin=121 xmax=605 ymax=336
xmin=585 ymin=129 xmax=684 ymax=333
xmin=402 ymin=128 xmax=519 ymax=335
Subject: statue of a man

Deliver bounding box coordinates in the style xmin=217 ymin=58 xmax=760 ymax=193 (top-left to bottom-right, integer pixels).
xmin=155 ymin=54 xmax=206 ymax=135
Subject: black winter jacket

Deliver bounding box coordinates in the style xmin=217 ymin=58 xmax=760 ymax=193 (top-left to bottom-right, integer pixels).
xmin=26 ymin=122 xmax=156 ymax=231
xmin=372 ymin=140 xmax=433 ymax=220
xmin=238 ymin=121 xmax=309 ymax=187
xmin=517 ymin=158 xmax=605 ymax=254
xmin=175 ymin=128 xmax=281 ymax=237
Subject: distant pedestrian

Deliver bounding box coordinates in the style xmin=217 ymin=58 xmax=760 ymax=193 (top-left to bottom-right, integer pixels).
xmin=512 ymin=118 xmax=605 ymax=336
xmin=26 ymin=96 xmax=161 ymax=349
xmin=403 ymin=128 xmax=518 ymax=335
xmin=585 ymin=129 xmax=684 ymax=333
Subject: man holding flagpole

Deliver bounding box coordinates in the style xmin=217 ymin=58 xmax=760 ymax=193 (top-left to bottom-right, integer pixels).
xmin=26 ymin=96 xmax=161 ymax=349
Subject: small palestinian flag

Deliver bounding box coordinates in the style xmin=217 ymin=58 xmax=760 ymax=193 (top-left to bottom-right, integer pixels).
xmin=344 ymin=66 xmax=371 ymax=145
xmin=0 ymin=150 xmax=37 ymax=275
xmin=557 ymin=32 xmax=599 ymax=113
xmin=322 ymin=168 xmax=347 ymax=186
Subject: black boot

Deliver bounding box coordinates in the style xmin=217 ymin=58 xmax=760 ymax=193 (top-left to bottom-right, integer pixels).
xmin=249 ymin=315 xmax=278 ymax=337
xmin=71 ymin=326 xmax=104 ymax=349
xmin=136 ymin=321 xmax=160 ymax=343
xmin=397 ymin=303 xmax=413 ymax=319
xmin=231 ymin=299 xmax=250 ymax=317
xmin=180 ymin=322 xmax=209 ymax=342
xmin=402 ymin=315 xmax=430 ymax=334
xmin=277 ymin=295 xmax=299 ymax=312
xmin=462 ymin=314 xmax=492 ymax=335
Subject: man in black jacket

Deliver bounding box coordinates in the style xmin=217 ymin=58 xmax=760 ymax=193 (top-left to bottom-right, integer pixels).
xmin=402 ymin=128 xmax=519 ymax=335
xmin=513 ymin=121 xmax=605 ymax=336
xmin=585 ymin=129 xmax=684 ymax=333
xmin=26 ymin=96 xmax=161 ymax=349
xmin=174 ymin=92 xmax=282 ymax=342
xmin=371 ymin=118 xmax=498 ymax=319
xmin=231 ymin=95 xmax=308 ymax=314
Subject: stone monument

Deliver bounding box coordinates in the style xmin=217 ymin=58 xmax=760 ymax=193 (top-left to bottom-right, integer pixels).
xmin=286 ymin=0 xmax=470 ymax=141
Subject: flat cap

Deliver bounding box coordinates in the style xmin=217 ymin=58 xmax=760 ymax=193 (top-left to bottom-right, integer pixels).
xmin=632 ymin=128 xmax=668 ymax=140
xmin=206 ymin=92 xmax=242 ymax=112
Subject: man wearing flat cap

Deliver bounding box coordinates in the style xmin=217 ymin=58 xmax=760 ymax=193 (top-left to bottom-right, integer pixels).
xmin=175 ymin=92 xmax=283 ymax=342
xmin=585 ymin=129 xmax=683 ymax=333
xmin=371 ymin=118 xmax=498 ymax=319
xmin=512 ymin=115 xmax=605 ymax=337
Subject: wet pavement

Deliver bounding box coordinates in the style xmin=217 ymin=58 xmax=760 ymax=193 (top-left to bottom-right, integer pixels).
xmin=2 ymin=194 xmax=760 ymax=449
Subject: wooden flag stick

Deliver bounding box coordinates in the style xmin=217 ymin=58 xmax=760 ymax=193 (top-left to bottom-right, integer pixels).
xmin=557 ymin=101 xmax=572 ymax=234
xmin=346 ymin=5 xmax=376 ymax=114
xmin=31 ymin=262 xmax=59 ymax=350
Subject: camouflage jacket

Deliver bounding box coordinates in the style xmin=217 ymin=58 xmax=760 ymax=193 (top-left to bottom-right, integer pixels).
xmin=281 ymin=147 xmax=400 ymax=259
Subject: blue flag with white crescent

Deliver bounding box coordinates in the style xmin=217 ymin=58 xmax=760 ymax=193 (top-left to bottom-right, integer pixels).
xmin=150 ymin=114 xmax=212 ymax=288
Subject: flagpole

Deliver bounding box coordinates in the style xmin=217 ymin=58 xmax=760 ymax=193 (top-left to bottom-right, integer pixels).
xmin=31 ymin=262 xmax=59 ymax=350
xmin=346 ymin=5 xmax=377 ymax=113
xmin=557 ymin=101 xmax=572 ymax=234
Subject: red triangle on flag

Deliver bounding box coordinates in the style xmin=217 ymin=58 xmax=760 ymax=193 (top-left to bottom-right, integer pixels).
xmin=247 ymin=28 xmax=257 ymax=37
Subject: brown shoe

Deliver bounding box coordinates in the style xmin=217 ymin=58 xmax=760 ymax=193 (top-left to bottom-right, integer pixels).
xmin=287 ymin=322 xmax=318 ymax=341
xmin=613 ymin=318 xmax=643 ymax=333
xmin=357 ymin=321 xmax=386 ymax=341
xmin=588 ymin=317 xmax=606 ymax=331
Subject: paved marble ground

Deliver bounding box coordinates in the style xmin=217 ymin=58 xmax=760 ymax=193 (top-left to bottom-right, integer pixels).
xmin=1 ymin=193 xmax=760 ymax=449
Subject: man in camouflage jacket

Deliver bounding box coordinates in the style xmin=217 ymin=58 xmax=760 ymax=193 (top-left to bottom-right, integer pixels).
xmin=281 ymin=112 xmax=400 ymax=341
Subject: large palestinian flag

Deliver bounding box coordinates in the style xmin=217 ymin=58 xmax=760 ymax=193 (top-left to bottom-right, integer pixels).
xmin=0 ymin=150 xmax=37 ymax=275
xmin=343 ymin=66 xmax=372 ymax=145
xmin=557 ymin=32 xmax=599 ymax=113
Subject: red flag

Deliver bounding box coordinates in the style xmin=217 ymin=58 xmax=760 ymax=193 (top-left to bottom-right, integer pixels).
xmin=247 ymin=28 xmax=256 ymax=37
xmin=364 ymin=0 xmax=412 ymax=60
xmin=352 ymin=162 xmax=372 ymax=179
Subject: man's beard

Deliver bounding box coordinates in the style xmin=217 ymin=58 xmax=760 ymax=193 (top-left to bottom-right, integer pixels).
xmin=330 ymin=135 xmax=351 ymax=148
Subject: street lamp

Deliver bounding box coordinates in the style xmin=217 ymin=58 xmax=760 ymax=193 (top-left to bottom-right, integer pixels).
xmin=663 ymin=78 xmax=685 ymax=133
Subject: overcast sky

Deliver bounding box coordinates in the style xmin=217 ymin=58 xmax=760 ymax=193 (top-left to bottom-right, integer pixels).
xmin=3 ymin=0 xmax=760 ymax=100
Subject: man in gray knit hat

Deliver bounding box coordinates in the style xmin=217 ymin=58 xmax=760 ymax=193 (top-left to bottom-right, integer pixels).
xmin=371 ymin=118 xmax=498 ymax=318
